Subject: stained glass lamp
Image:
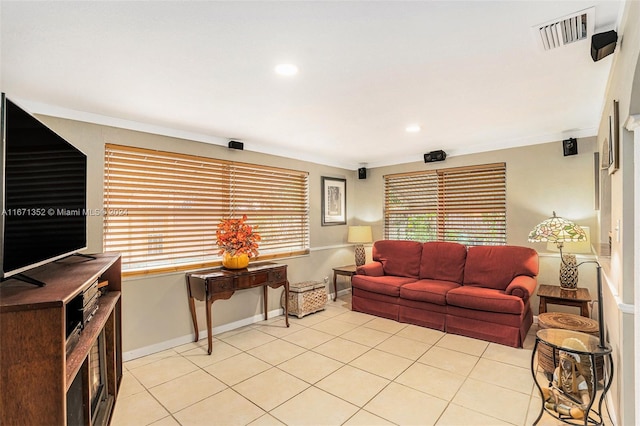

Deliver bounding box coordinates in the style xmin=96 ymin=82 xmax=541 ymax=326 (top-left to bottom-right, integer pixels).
xmin=528 ymin=212 xmax=587 ymax=290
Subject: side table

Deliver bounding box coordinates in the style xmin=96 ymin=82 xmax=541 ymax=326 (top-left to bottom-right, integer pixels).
xmin=531 ymin=328 xmax=613 ymax=425
xmin=332 ymin=265 xmax=357 ymax=301
xmin=537 ymin=284 xmax=592 ymax=317
xmin=537 ymin=312 xmax=603 ymax=381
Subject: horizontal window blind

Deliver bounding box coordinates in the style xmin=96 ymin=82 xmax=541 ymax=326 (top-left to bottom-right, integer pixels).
xmin=385 ymin=163 xmax=506 ymax=245
xmin=104 ymin=144 xmax=309 ymax=275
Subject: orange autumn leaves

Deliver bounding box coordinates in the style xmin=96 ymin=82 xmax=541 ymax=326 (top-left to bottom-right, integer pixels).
xmin=215 ymin=215 xmax=261 ymax=258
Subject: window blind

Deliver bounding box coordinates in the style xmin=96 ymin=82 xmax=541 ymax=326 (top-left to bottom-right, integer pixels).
xmin=104 ymin=144 xmax=309 ymax=275
xmin=384 ymin=162 xmax=506 ymax=245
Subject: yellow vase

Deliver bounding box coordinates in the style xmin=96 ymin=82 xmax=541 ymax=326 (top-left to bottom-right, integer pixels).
xmin=222 ymin=252 xmax=249 ymax=269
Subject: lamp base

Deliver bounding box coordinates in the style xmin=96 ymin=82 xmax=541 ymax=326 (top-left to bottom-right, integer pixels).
xmin=559 ymin=254 xmax=578 ymax=290
xmin=354 ymin=244 xmax=366 ymax=267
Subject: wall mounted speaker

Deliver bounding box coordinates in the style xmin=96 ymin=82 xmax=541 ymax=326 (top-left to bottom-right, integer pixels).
xmin=424 ymin=150 xmax=447 ymax=163
xmin=228 ymin=140 xmax=244 ymax=150
xmin=358 ymin=167 xmax=367 ymax=179
xmin=591 ymin=30 xmax=617 ymax=62
xmin=563 ymin=138 xmax=578 ymax=156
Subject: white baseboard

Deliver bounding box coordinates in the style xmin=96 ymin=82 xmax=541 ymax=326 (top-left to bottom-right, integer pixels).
xmin=123 ymin=307 xmax=284 ymax=361
xmin=124 ymin=288 xmax=351 ymax=361
xmin=333 ymin=288 xmax=352 ymax=300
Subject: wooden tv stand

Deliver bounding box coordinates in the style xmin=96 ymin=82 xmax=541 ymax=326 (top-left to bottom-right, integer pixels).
xmin=0 ymin=253 xmax=122 ymax=426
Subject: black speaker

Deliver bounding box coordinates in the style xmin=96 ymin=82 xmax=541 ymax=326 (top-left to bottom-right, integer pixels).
xmin=424 ymin=150 xmax=447 ymax=163
xmin=358 ymin=167 xmax=367 ymax=179
xmin=563 ymin=138 xmax=578 ymax=156
xmin=591 ymin=30 xmax=617 ymax=62
xmin=228 ymin=140 xmax=244 ymax=150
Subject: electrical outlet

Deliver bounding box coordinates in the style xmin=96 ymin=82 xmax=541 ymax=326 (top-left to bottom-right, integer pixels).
xmin=323 ymin=276 xmax=329 ymax=284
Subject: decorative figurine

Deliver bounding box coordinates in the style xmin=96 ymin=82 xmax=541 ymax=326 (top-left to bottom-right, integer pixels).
xmin=542 ymin=350 xmax=591 ymax=420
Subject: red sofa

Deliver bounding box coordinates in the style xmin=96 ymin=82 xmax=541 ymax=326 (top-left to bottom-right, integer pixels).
xmin=351 ymin=240 xmax=539 ymax=347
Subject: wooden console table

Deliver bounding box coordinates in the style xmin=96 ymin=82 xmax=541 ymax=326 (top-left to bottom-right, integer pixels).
xmin=185 ymin=262 xmax=289 ymax=354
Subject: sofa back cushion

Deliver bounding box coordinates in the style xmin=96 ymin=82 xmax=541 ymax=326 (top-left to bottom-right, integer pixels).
xmin=419 ymin=242 xmax=467 ymax=283
xmin=463 ymin=245 xmax=538 ymax=290
xmin=372 ymin=240 xmax=423 ymax=278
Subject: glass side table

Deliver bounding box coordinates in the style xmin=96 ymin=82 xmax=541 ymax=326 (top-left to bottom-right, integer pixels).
xmin=531 ymin=329 xmax=613 ymax=425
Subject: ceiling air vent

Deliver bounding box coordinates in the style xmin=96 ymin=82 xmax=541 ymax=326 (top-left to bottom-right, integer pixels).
xmin=533 ymin=7 xmax=595 ymax=51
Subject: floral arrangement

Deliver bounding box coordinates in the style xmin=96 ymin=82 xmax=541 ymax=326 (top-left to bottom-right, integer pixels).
xmin=215 ymin=215 xmax=261 ymax=258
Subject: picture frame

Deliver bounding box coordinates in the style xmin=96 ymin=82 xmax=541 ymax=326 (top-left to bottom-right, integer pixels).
xmin=608 ymin=99 xmax=620 ymax=175
xmin=321 ymin=176 xmax=346 ymax=226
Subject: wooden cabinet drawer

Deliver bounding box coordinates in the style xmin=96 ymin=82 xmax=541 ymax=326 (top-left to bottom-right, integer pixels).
xmin=236 ymin=272 xmax=269 ymax=289
xmin=269 ymin=268 xmax=286 ymax=283
xmin=208 ymin=278 xmax=234 ymax=293
xmin=189 ymin=278 xmax=207 ymax=301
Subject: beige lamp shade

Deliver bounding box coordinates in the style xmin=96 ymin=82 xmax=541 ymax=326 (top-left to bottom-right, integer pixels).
xmin=347 ymin=226 xmax=372 ymax=243
xmin=348 ymin=226 xmax=372 ymax=267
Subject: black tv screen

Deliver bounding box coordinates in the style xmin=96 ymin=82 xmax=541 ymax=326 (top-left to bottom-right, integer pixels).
xmin=1 ymin=94 xmax=87 ymax=279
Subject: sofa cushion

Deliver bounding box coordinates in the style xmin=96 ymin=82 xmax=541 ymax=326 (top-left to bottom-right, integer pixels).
xmin=446 ymin=286 xmax=524 ymax=315
xmin=372 ymin=240 xmax=423 ymax=278
xmin=419 ymin=242 xmax=467 ymax=283
xmin=463 ymin=245 xmax=538 ymax=290
xmin=351 ymin=274 xmax=417 ymax=297
xmin=446 ymin=305 xmax=526 ymax=328
xmin=400 ymin=279 xmax=460 ymax=306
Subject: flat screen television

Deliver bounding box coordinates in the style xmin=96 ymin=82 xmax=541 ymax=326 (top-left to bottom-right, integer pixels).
xmin=1 ymin=93 xmax=87 ymax=285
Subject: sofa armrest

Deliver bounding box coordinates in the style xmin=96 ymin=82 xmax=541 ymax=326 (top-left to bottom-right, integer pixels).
xmin=356 ymin=262 xmax=384 ymax=277
xmin=505 ymin=275 xmax=537 ymax=302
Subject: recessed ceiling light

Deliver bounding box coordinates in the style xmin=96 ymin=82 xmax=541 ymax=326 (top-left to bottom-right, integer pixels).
xmin=275 ymin=63 xmax=299 ymax=76
xmin=405 ymin=125 xmax=421 ymax=133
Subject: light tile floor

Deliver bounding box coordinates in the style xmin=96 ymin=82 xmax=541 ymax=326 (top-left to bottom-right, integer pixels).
xmin=111 ymin=294 xmax=613 ymax=425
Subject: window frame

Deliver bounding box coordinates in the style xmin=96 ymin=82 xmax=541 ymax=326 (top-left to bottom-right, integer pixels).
xmin=384 ymin=162 xmax=507 ymax=246
xmin=103 ymin=143 xmax=310 ymax=277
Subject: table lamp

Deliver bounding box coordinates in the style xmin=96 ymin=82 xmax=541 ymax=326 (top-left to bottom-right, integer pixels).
xmin=528 ymin=212 xmax=607 ymax=348
xmin=348 ymin=226 xmax=372 ymax=266
xmin=528 ymin=212 xmax=587 ymax=290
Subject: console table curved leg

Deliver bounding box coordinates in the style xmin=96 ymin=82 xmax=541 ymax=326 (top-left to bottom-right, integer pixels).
xmin=188 ymin=296 xmax=199 ymax=343
xmin=284 ymin=281 xmax=290 ymax=327
xmin=263 ymin=285 xmax=269 ymax=320
xmin=206 ymin=298 xmax=213 ymax=355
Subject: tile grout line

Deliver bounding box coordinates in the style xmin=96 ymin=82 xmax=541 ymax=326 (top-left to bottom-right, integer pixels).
xmin=118 ymin=299 xmax=563 ymax=426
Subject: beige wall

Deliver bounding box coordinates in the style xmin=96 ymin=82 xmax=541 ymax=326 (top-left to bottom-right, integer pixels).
xmin=593 ymin=1 xmax=640 ymax=425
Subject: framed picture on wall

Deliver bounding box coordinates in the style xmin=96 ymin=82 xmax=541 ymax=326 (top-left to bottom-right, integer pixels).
xmin=321 ymin=176 xmax=346 ymax=226
xmin=608 ymin=99 xmax=620 ymax=175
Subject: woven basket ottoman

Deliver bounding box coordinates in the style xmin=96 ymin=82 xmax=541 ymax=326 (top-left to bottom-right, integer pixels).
xmin=537 ymin=312 xmax=603 ymax=381
xmin=281 ymin=281 xmax=327 ymax=318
